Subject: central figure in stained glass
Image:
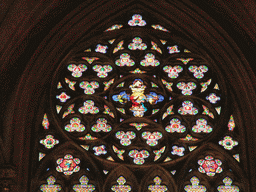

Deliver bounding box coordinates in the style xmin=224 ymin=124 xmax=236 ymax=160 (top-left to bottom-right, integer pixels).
xmin=113 ymin=79 xmax=164 ymax=117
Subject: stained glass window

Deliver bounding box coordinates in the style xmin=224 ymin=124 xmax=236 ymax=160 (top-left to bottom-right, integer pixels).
xmin=32 ymin=13 xmax=246 ymax=191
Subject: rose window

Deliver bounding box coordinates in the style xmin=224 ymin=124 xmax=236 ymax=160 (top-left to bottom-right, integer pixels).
xmin=34 ymin=13 xmax=246 ymax=191
xmin=49 ymin=15 xmax=226 ymax=166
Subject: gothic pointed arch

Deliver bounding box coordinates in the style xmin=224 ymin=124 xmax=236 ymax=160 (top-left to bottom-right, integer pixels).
xmin=1 ymin=0 xmax=256 ymax=191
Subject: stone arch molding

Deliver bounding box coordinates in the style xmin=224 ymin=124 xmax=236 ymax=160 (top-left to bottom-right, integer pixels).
xmin=3 ymin=0 xmax=255 ymax=191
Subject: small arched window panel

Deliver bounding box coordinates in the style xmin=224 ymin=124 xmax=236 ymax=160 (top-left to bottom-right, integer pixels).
xmin=30 ymin=13 xmax=249 ymax=191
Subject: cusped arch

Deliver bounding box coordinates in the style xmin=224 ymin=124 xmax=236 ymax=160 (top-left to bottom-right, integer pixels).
xmin=31 ymin=141 xmax=103 ymax=191
xmin=176 ymin=143 xmax=249 ymax=191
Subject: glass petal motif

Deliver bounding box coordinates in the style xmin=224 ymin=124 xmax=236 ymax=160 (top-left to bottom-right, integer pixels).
xmin=130 ymin=68 xmax=146 ymax=74
xmin=81 ymin=57 xmax=99 ymax=64
xmin=64 ymin=118 xmax=85 ymax=132
xmin=180 ymin=134 xmax=198 ymax=141
xmin=140 ymin=53 xmax=160 ymax=67
xmin=128 ymin=14 xmax=146 ymax=26
xmin=219 ymin=136 xmax=238 ymax=150
xmin=39 ymin=152 xmax=46 ymax=161
xmin=116 ymin=131 xmax=136 ymax=146
xmin=68 ymin=64 xmax=87 ymax=78
xmin=93 ymin=65 xmax=112 ymax=78
xmin=128 ymin=149 xmax=149 ymax=165
xmin=80 ymin=81 xmax=99 ymax=94
xmin=128 ymin=37 xmax=147 ymax=50
xmin=177 ymin=82 xmax=196 ymax=95
xmin=65 ymin=78 xmax=76 ymax=90
xmin=91 ymin=118 xmax=112 ymax=132
xmin=40 ymin=135 xmax=59 ymax=149
xmin=163 ymin=65 xmax=183 ymax=78
xmin=112 ymin=145 xmax=125 ymax=160
xmin=103 ymin=105 xmax=115 ymax=118
xmin=130 ymin=123 xmax=148 ymax=131
xmin=142 ymin=131 xmax=162 ymax=146
xmin=115 ymin=53 xmax=135 ymax=66
xmin=178 ymin=101 xmax=198 ymax=115
xmin=192 ymin=119 xmax=212 ymax=133
xmin=165 ymin=118 xmax=186 ymax=133
xmin=189 ymin=65 xmax=208 ymax=79
xmin=79 ymin=100 xmax=99 ymax=114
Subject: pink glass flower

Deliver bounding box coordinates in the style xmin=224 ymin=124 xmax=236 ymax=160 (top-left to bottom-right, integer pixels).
xmin=198 ymin=156 xmax=223 ymax=176
xmin=56 ymin=154 xmax=80 ymax=175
